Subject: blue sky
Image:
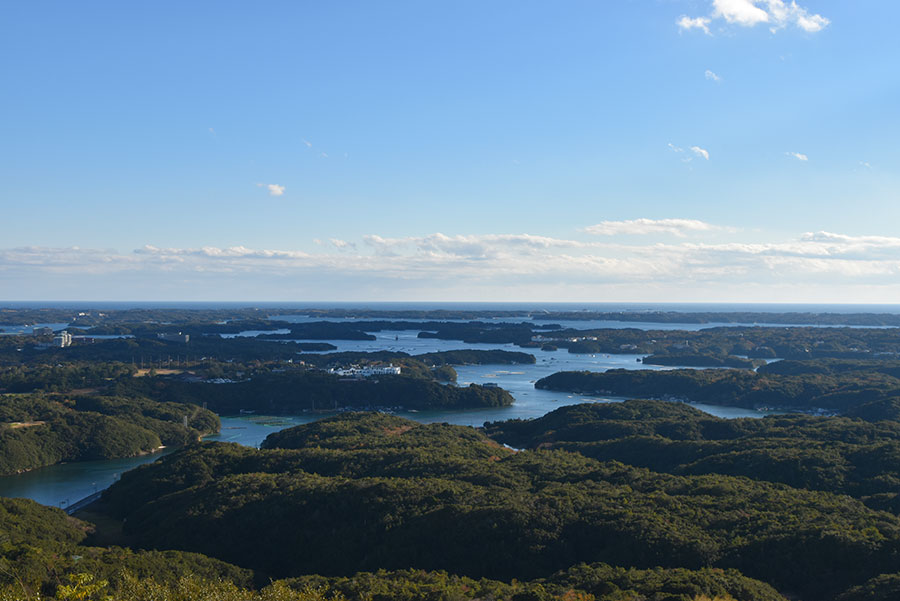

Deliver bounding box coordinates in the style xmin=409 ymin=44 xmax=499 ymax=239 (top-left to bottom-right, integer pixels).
xmin=2 ymin=1 xmax=899 ymax=302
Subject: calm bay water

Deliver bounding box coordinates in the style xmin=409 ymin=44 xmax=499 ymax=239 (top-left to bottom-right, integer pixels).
xmin=0 ymin=327 xmax=777 ymax=507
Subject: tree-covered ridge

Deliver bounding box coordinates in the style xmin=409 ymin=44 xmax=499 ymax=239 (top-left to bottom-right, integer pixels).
xmin=0 ymin=363 xmax=136 ymax=393
xmin=535 ymin=367 xmax=900 ymax=415
xmin=485 ymin=400 xmax=900 ymax=512
xmin=94 ymin=414 xmax=900 ymax=599
xmin=0 ymin=481 xmax=788 ymax=601
xmin=0 ymin=393 xmax=218 ymax=475
xmin=115 ymin=371 xmax=513 ymax=414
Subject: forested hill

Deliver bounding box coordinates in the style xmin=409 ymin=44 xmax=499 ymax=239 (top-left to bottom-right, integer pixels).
xmin=0 ymin=393 xmax=218 ymax=475
xmin=485 ymin=400 xmax=900 ymax=513
xmin=535 ymin=367 xmax=900 ymax=416
xmin=0 ymin=496 xmax=791 ymax=601
xmin=96 ymin=412 xmax=900 ymax=600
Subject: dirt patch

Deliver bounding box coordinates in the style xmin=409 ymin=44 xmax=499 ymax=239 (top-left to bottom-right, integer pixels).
xmin=133 ymin=368 xmax=185 ymax=377
xmin=382 ymin=425 xmax=414 ymax=436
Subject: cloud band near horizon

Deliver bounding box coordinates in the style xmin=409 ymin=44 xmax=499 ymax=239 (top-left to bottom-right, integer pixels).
xmin=3 ymin=224 xmax=900 ymax=302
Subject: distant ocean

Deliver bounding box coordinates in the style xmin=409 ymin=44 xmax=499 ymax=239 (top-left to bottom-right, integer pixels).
xmin=3 ymin=301 xmax=900 ymax=314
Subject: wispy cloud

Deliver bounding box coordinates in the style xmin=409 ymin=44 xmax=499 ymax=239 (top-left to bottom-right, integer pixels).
xmin=302 ymin=139 xmax=312 ymax=148
xmin=704 ymin=69 xmax=722 ymax=82
xmin=677 ymin=15 xmax=712 ymax=34
xmin=669 ymin=143 xmax=709 ymax=162
xmin=584 ymin=218 xmax=719 ymax=237
xmin=690 ymin=146 xmax=710 ymax=160
xmin=680 ymin=1 xmax=830 ymax=35
xmin=329 ymin=238 xmax=357 ymax=250
xmin=787 ymin=151 xmax=809 ymax=161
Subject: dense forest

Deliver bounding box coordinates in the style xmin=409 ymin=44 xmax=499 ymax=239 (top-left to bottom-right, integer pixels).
xmin=485 ymin=400 xmax=900 ymax=513
xmin=535 ymin=366 xmax=900 ymax=415
xmin=90 ymin=413 xmax=900 ymax=600
xmin=115 ymin=371 xmax=514 ymax=414
xmin=4 ymin=403 xmax=900 ymax=598
xmin=0 ymin=392 xmax=218 ymax=475
xmin=0 ymin=491 xmax=791 ymax=600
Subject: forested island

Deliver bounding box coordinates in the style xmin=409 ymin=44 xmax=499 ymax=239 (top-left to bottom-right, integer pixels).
xmin=0 ymin=393 xmax=217 ymax=476
xmin=485 ymin=400 xmax=900 ymax=513
xmin=6 ymin=307 xmax=900 ymax=599
xmin=535 ymin=360 xmax=900 ymax=416
xmin=0 ymin=349 xmax=529 ymax=475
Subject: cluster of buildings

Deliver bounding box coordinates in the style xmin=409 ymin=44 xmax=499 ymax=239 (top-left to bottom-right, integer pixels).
xmin=53 ymin=331 xmax=73 ymax=348
xmin=157 ymin=332 xmax=190 ymax=343
xmin=327 ymin=364 xmax=402 ymax=378
xmin=33 ymin=330 xmax=73 ymax=349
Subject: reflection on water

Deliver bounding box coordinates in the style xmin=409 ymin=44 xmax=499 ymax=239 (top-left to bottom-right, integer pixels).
xmin=0 ymin=450 xmax=175 ymax=508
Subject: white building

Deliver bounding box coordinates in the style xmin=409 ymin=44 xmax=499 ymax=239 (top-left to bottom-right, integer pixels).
xmin=52 ymin=331 xmax=72 ymax=348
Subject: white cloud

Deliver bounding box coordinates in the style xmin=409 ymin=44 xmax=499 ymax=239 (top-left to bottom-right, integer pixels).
xmin=794 ymin=11 xmax=829 ymax=32
xmin=669 ymin=143 xmax=708 ymax=162
xmin=705 ymin=69 xmax=722 ymax=82
xmin=690 ymin=146 xmax=710 ymax=160
xmin=787 ymin=151 xmax=808 ymax=161
xmin=329 ymin=238 xmax=356 ymax=250
xmin=9 ymin=227 xmax=900 ymax=301
xmin=677 ymin=15 xmax=711 ymax=34
xmin=584 ymin=218 xmax=719 ymax=237
xmin=266 ymin=184 xmax=286 ymax=196
xmin=713 ymin=0 xmax=769 ymax=26
xmin=680 ymin=0 xmax=829 ymax=34
xmin=302 ymin=139 xmax=312 ymax=148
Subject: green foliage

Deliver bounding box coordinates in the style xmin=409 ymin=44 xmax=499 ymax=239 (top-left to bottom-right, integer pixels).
xmin=115 ymin=372 xmax=513 ymax=414
xmin=535 ymin=367 xmax=900 ymax=413
xmin=485 ymin=400 xmax=900 ymax=509
xmin=96 ymin=414 xmax=900 ymax=599
xmin=0 ymin=364 xmax=135 ymax=394
xmin=0 ymin=393 xmax=218 ymax=475
xmin=836 ymin=572 xmax=900 ymax=601
xmin=54 ymin=573 xmax=110 ymax=601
